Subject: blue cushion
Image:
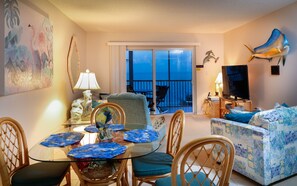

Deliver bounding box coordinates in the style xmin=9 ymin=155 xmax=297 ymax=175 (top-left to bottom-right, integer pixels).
xmin=132 ymin=152 xmax=173 ymax=177
xmin=225 ymin=111 xmax=259 ymax=123
xmin=155 ymin=172 xmax=214 ymax=186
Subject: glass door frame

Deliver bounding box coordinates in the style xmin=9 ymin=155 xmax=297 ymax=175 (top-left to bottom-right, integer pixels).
xmin=127 ymin=46 xmax=197 ymax=113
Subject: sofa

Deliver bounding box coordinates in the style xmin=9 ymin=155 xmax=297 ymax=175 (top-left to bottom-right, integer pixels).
xmin=211 ymin=106 xmax=297 ymax=185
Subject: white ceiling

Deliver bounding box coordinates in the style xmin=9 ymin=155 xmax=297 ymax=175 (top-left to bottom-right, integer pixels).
xmin=49 ymin=0 xmax=297 ymax=34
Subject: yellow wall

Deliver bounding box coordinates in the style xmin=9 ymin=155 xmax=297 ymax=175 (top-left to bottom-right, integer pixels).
xmin=86 ymin=32 xmax=224 ymax=113
xmin=0 ymin=0 xmax=86 ymax=148
xmin=224 ymin=2 xmax=297 ymax=109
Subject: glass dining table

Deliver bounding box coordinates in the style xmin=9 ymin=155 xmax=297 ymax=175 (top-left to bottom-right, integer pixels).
xmin=29 ymin=123 xmax=163 ymax=162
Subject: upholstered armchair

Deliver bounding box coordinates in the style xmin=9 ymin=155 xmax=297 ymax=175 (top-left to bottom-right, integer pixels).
xmin=107 ymin=93 xmax=151 ymax=127
xmin=107 ymin=92 xmax=166 ymax=139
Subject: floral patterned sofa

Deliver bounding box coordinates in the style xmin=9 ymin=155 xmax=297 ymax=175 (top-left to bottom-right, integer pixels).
xmin=211 ymin=106 xmax=297 ymax=185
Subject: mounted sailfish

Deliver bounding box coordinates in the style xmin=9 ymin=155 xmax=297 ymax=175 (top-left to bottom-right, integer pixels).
xmin=245 ymin=28 xmax=290 ymax=66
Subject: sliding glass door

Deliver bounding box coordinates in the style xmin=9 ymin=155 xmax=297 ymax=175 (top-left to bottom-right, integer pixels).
xmin=126 ymin=48 xmax=193 ymax=114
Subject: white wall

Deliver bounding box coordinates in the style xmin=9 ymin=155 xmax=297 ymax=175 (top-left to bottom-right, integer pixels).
xmin=224 ymin=2 xmax=297 ymax=109
xmin=0 ymin=0 xmax=86 ymax=148
xmin=86 ymin=32 xmax=224 ymax=114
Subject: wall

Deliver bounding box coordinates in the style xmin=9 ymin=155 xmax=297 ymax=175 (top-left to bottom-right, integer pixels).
xmin=86 ymin=32 xmax=224 ymax=114
xmin=224 ymin=2 xmax=297 ymax=109
xmin=0 ymin=0 xmax=86 ymax=148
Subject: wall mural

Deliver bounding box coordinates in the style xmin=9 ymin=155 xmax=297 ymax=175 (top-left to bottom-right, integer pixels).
xmin=3 ymin=0 xmax=53 ymax=96
xmin=245 ymin=28 xmax=290 ymax=66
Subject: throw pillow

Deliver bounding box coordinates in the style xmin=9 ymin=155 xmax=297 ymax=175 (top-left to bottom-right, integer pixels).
xmin=225 ymin=111 xmax=259 ymax=123
xmin=274 ymin=102 xmax=289 ymax=109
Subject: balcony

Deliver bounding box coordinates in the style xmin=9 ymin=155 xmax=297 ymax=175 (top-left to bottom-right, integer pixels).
xmin=127 ymin=80 xmax=192 ymax=113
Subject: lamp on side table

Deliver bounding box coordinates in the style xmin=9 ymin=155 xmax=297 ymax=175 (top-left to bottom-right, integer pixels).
xmin=73 ymin=69 xmax=100 ymax=121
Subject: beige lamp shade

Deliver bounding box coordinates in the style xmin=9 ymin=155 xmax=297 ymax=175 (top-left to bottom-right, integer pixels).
xmin=215 ymin=72 xmax=223 ymax=84
xmin=74 ymin=69 xmax=100 ymax=90
xmin=215 ymin=72 xmax=223 ymax=96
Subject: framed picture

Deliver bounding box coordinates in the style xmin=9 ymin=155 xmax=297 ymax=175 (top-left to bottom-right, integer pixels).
xmin=2 ymin=0 xmax=53 ymax=96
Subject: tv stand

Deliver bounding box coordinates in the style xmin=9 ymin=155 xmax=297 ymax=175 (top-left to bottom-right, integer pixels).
xmin=219 ymin=97 xmax=252 ymax=118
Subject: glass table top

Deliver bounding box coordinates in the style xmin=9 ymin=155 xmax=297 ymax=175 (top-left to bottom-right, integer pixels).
xmin=29 ymin=124 xmax=163 ymax=162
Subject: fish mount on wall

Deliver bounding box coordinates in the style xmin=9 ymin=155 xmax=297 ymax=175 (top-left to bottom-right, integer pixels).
xmin=202 ymin=50 xmax=219 ymax=66
xmin=245 ymin=28 xmax=290 ymax=66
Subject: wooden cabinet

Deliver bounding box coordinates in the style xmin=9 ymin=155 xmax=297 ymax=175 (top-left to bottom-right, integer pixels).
xmin=219 ymin=97 xmax=252 ymax=118
xmin=204 ymin=99 xmax=220 ymax=118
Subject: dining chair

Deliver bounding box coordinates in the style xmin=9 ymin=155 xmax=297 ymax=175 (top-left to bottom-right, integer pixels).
xmin=155 ymin=135 xmax=235 ymax=186
xmin=71 ymin=102 xmax=129 ymax=186
xmin=132 ymin=109 xmax=185 ymax=186
xmin=0 ymin=117 xmax=70 ymax=186
xmin=90 ymin=102 xmax=126 ymax=125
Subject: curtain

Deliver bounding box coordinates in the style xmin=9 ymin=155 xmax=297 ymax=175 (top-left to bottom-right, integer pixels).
xmin=109 ymin=45 xmax=127 ymax=93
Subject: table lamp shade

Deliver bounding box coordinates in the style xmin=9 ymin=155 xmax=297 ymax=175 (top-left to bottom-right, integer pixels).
xmin=215 ymin=72 xmax=222 ymax=84
xmin=215 ymin=72 xmax=223 ymax=96
xmin=74 ymin=69 xmax=100 ymax=90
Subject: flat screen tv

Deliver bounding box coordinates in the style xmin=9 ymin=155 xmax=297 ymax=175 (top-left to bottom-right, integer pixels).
xmin=222 ymin=65 xmax=250 ymax=100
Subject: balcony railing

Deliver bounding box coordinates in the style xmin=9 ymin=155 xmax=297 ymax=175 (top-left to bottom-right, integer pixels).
xmin=127 ymin=80 xmax=192 ymax=110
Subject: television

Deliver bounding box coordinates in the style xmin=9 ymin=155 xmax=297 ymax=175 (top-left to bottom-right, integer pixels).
xmin=222 ymin=65 xmax=250 ymax=100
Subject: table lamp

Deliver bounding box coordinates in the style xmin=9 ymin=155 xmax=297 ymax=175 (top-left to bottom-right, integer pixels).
xmin=215 ymin=72 xmax=223 ymax=96
xmin=74 ymin=69 xmax=100 ymax=120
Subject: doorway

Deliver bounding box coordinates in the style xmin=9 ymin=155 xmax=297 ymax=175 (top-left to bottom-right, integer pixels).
xmin=126 ymin=48 xmax=193 ymax=114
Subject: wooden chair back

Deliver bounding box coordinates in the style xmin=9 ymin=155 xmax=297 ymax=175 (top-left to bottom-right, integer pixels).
xmin=0 ymin=117 xmax=29 ymax=185
xmin=90 ymin=102 xmax=126 ymax=125
xmin=166 ymin=110 xmax=185 ymax=157
xmin=171 ymin=135 xmax=235 ymax=186
xmin=71 ymin=158 xmax=129 ymax=185
xmin=72 ymin=102 xmax=127 ymax=185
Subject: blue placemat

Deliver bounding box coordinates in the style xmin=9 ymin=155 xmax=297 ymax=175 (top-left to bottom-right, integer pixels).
xmin=67 ymin=142 xmax=127 ymax=159
xmin=124 ymin=129 xmax=159 ymax=143
xmin=40 ymin=132 xmax=84 ymax=147
xmin=84 ymin=124 xmax=124 ymax=133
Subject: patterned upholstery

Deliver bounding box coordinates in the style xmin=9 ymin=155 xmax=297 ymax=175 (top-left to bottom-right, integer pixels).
xmin=211 ymin=106 xmax=297 ymax=185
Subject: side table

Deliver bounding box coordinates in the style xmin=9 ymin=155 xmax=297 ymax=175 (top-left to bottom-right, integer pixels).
xmin=203 ymin=99 xmax=220 ymax=118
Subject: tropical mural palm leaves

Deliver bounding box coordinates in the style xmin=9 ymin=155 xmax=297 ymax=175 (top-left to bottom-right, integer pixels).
xmin=4 ymin=0 xmax=20 ymax=29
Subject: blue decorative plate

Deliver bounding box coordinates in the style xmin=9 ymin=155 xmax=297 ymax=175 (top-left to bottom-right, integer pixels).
xmin=124 ymin=129 xmax=159 ymax=143
xmin=84 ymin=124 xmax=124 ymax=133
xmin=40 ymin=132 xmax=84 ymax=147
xmin=67 ymin=142 xmax=127 ymax=159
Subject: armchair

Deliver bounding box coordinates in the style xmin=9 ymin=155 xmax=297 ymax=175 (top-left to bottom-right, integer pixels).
xmin=107 ymin=93 xmax=151 ymax=128
xmin=107 ymin=92 xmax=166 ymax=139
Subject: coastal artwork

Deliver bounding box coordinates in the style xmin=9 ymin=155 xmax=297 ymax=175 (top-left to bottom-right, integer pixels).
xmin=245 ymin=28 xmax=290 ymax=66
xmin=203 ymin=50 xmax=219 ymax=66
xmin=3 ymin=0 xmax=53 ymax=96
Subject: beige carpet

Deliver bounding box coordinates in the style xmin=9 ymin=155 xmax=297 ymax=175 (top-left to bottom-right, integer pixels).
xmin=67 ymin=114 xmax=297 ymax=186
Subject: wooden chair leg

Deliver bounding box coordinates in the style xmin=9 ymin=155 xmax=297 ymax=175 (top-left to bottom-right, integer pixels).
xmin=125 ymin=166 xmax=129 ymax=185
xmin=132 ymin=171 xmax=137 ymax=186
xmin=63 ymin=167 xmax=71 ymax=186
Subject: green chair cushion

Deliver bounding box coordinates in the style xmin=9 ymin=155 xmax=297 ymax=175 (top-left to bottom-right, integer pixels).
xmin=155 ymin=172 xmax=214 ymax=186
xmin=11 ymin=162 xmax=69 ymax=186
xmin=132 ymin=152 xmax=173 ymax=177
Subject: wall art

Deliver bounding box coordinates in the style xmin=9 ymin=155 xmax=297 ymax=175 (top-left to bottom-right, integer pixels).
xmin=245 ymin=28 xmax=290 ymax=66
xmin=202 ymin=50 xmax=219 ymax=66
xmin=2 ymin=0 xmax=53 ymax=96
